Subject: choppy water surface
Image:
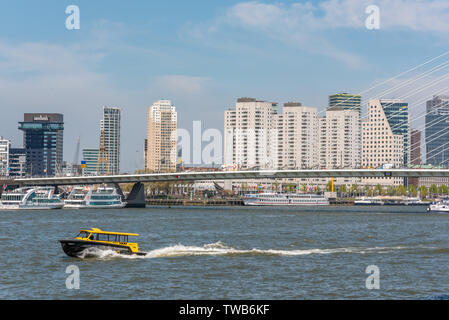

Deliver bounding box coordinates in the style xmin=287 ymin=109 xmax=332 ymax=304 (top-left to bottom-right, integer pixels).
xmin=0 ymin=205 xmax=448 ymax=299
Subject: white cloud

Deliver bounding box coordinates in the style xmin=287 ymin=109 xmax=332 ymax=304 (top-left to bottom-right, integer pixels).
xmin=226 ymin=0 xmax=449 ymax=32
xmin=183 ymin=0 xmax=449 ymax=67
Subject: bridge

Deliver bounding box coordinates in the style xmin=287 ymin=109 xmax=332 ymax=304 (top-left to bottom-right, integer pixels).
xmin=2 ymin=168 xmax=447 ymax=208
xmin=10 ymin=168 xmax=449 ymax=186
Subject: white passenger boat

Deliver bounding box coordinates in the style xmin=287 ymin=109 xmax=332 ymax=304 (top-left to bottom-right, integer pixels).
xmin=0 ymin=187 xmax=64 ymax=210
xmin=427 ymin=199 xmax=449 ymax=213
xmin=354 ymin=197 xmax=384 ymax=206
xmin=243 ymin=193 xmax=329 ymax=206
xmin=64 ymin=186 xmax=126 ymax=209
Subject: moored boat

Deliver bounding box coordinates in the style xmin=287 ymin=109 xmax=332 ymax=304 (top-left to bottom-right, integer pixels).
xmin=64 ymin=186 xmax=126 ymax=209
xmin=243 ymin=193 xmax=329 ymax=206
xmin=0 ymin=187 xmax=64 ymax=210
xmin=427 ymin=199 xmax=449 ymax=213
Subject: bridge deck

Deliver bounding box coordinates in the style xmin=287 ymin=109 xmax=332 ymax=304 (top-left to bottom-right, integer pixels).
xmin=12 ymin=169 xmax=449 ymax=186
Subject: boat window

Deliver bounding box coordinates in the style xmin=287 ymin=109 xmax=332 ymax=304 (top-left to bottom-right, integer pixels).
xmin=118 ymin=235 xmax=128 ymax=243
xmin=95 ymin=234 xmax=110 ymax=241
xmin=77 ymin=232 xmax=89 ymax=238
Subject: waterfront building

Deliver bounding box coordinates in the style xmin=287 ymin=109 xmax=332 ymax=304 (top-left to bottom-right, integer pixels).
xmin=0 ymin=137 xmax=10 ymax=176
xmin=328 ymin=93 xmax=362 ymax=116
xmin=61 ymin=161 xmax=82 ymax=176
xmin=409 ymin=129 xmax=422 ymax=186
xmin=382 ymin=99 xmax=410 ymax=166
xmin=319 ymin=108 xmax=361 ymax=169
xmin=18 ymin=113 xmax=64 ymax=176
xmin=143 ymin=139 xmax=148 ymax=171
xmin=410 ymin=129 xmax=422 ymax=165
xmin=146 ymin=100 xmax=177 ymax=172
xmin=100 ymin=107 xmax=121 ymax=174
xmin=276 ymin=102 xmax=319 ymax=169
xmin=224 ymin=97 xmax=279 ymax=169
xmin=81 ymin=148 xmax=99 ymax=176
xmin=8 ymin=148 xmax=26 ymax=177
xmin=361 ymin=99 xmax=407 ymax=186
xmin=425 ymin=95 xmax=449 ymax=166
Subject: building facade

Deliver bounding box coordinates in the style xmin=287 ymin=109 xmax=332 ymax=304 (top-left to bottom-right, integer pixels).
xmin=319 ymin=108 xmax=361 ymax=169
xmin=18 ymin=113 xmax=64 ymax=176
xmin=146 ymin=100 xmax=177 ymax=172
xmin=0 ymin=137 xmax=10 ymax=176
xmin=100 ymin=107 xmax=121 ymax=174
xmin=276 ymin=103 xmax=319 ymax=169
xmin=328 ymin=93 xmax=362 ymax=116
xmin=410 ymin=129 xmax=421 ymax=165
xmin=81 ymin=148 xmax=99 ymax=176
xmin=8 ymin=148 xmax=26 ymax=177
xmin=361 ymin=99 xmax=406 ymax=186
xmin=224 ymin=97 xmax=279 ymax=169
xmin=425 ymin=95 xmax=449 ymax=166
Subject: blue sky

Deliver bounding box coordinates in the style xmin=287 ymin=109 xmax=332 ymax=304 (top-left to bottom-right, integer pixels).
xmin=1 ymin=0 xmax=449 ymax=171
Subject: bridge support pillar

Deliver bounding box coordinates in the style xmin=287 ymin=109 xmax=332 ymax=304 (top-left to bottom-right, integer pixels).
xmin=115 ymin=182 xmax=146 ymax=208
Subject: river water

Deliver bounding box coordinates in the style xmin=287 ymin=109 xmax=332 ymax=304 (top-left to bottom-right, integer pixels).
xmin=0 ymin=205 xmax=448 ymax=299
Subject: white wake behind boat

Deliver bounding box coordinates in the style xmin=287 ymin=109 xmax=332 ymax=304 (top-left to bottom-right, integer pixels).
xmin=243 ymin=193 xmax=329 ymax=206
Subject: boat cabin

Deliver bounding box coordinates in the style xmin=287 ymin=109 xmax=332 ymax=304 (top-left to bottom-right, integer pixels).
xmin=75 ymin=228 xmax=140 ymax=253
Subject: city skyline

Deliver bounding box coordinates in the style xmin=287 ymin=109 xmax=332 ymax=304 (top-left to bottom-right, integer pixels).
xmin=0 ymin=93 xmax=440 ymax=175
xmin=1 ymin=1 xmax=449 ymax=172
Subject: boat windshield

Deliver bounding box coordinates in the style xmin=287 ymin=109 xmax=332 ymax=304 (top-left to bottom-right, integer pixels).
xmin=76 ymin=232 xmax=90 ymax=238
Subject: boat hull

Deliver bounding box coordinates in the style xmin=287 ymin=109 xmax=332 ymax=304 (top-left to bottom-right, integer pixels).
xmin=0 ymin=204 xmax=64 ymax=210
xmin=243 ymin=202 xmax=328 ymax=206
xmin=427 ymin=206 xmax=449 ymax=213
xmin=63 ymin=203 xmax=127 ymax=209
xmin=59 ymin=239 xmax=145 ymax=257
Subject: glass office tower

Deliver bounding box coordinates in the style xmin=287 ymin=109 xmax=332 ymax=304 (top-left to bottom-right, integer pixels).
xmin=425 ymin=95 xmax=449 ymax=166
xmin=18 ymin=113 xmax=64 ymax=176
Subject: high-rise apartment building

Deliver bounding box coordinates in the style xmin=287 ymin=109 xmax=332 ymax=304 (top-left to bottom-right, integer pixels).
xmin=100 ymin=107 xmax=121 ymax=174
xmin=409 ymin=129 xmax=422 ymax=186
xmin=146 ymin=100 xmax=177 ymax=172
xmin=0 ymin=137 xmax=10 ymax=176
xmin=425 ymin=95 xmax=449 ymax=165
xmin=276 ymin=103 xmax=319 ymax=169
xmin=381 ymin=99 xmax=410 ymax=166
xmin=319 ymin=108 xmax=361 ymax=169
xmin=224 ymin=98 xmax=278 ymax=169
xmin=18 ymin=113 xmax=64 ymax=176
xmin=361 ymin=99 xmax=407 ymax=185
xmin=410 ymin=129 xmax=421 ymax=165
xmin=8 ymin=148 xmax=26 ymax=177
xmin=328 ymin=93 xmax=362 ymax=115
xmin=81 ymin=148 xmax=99 ymax=176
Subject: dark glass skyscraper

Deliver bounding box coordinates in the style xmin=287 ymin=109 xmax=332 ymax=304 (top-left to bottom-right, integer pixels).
xmin=18 ymin=113 xmax=64 ymax=176
xmin=425 ymin=96 xmax=449 ymax=166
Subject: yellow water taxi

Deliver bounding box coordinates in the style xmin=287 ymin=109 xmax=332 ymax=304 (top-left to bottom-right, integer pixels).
xmin=59 ymin=228 xmax=146 ymax=257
